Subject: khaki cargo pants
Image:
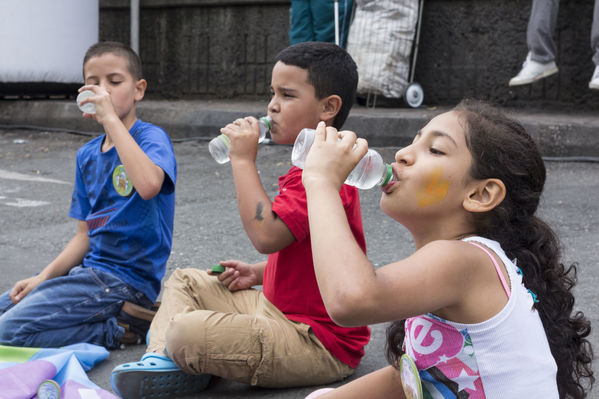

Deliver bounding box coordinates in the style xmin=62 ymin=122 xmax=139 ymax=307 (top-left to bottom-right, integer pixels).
xmin=147 ymin=268 xmax=354 ymax=388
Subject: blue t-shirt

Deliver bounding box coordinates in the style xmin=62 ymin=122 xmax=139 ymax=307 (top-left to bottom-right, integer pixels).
xmin=69 ymin=119 xmax=177 ymax=302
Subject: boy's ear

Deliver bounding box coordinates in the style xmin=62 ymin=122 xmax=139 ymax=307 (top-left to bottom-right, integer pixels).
xmin=463 ymin=178 xmax=506 ymax=213
xmin=135 ymin=79 xmax=147 ymax=103
xmin=319 ymin=94 xmax=342 ymax=125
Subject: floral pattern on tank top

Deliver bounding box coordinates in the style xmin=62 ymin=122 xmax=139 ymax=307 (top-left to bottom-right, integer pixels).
xmin=404 ymin=314 xmax=486 ymax=398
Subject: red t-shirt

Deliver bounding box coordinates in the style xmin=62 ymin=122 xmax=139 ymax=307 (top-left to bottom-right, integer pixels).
xmin=264 ymin=166 xmax=370 ymax=369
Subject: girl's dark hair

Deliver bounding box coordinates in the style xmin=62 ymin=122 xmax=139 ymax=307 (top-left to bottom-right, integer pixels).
xmin=275 ymin=41 xmax=357 ymax=129
xmin=385 ymin=99 xmax=594 ymax=398
xmin=83 ymin=41 xmax=143 ymax=80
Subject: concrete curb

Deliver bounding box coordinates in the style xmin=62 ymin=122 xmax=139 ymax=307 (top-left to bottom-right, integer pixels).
xmin=1 ymin=99 xmax=598 ymax=157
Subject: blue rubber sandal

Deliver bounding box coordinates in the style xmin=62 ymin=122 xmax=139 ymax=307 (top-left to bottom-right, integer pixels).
xmin=110 ymin=352 xmax=211 ymax=399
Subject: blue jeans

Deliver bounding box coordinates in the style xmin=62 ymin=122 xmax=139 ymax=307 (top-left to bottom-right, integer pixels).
xmin=0 ymin=266 xmax=151 ymax=349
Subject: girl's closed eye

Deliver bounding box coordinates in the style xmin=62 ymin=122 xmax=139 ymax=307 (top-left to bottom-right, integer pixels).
xmin=429 ymin=147 xmax=445 ymax=155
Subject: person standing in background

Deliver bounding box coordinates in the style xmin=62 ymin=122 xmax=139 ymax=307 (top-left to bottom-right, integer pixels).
xmin=509 ymin=0 xmax=599 ymax=89
xmin=289 ymin=0 xmax=354 ymax=48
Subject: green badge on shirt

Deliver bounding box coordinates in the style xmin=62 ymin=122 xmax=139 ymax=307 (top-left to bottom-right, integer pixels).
xmin=113 ymin=164 xmax=133 ymax=196
xmin=400 ymin=354 xmax=423 ymax=399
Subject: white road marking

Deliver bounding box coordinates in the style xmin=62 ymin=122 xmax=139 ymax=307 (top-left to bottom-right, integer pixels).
xmin=0 ymin=169 xmax=69 ymax=185
xmin=4 ymin=198 xmax=50 ymax=207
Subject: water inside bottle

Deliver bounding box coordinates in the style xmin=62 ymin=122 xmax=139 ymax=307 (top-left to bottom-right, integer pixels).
xmin=291 ymin=128 xmax=315 ymax=169
xmin=210 ymin=115 xmax=271 ymax=164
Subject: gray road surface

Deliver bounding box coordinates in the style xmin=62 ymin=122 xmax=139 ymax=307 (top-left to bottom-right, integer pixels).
xmin=0 ymin=128 xmax=597 ymax=398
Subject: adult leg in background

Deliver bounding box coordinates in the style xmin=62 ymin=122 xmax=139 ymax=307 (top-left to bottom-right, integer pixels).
xmin=527 ymin=0 xmax=559 ymax=63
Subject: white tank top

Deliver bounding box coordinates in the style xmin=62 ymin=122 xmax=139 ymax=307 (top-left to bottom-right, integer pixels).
xmin=402 ymin=236 xmax=558 ymax=398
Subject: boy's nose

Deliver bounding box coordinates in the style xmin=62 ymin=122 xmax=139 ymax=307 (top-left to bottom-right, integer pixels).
xmin=267 ymin=97 xmax=279 ymax=113
xmin=99 ymin=81 xmax=110 ymax=93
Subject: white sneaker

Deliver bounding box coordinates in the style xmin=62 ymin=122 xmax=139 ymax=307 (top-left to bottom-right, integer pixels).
xmin=509 ymin=53 xmax=558 ymax=86
xmin=589 ymin=65 xmax=599 ymax=89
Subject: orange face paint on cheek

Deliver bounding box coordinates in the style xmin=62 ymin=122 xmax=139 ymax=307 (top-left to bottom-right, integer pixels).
xmin=417 ymin=167 xmax=450 ymax=207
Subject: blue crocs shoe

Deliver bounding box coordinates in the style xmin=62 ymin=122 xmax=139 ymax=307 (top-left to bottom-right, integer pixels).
xmin=110 ymin=352 xmax=211 ymax=399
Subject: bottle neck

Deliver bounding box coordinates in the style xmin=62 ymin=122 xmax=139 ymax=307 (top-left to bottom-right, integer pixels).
xmin=379 ymin=164 xmax=393 ymax=186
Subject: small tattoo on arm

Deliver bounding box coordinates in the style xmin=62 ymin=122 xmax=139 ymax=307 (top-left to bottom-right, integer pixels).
xmin=255 ymin=202 xmax=264 ymax=221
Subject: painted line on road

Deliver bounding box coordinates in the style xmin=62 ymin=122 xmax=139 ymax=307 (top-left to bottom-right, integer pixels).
xmin=0 ymin=169 xmax=69 ymax=185
xmin=4 ymin=198 xmax=50 ymax=207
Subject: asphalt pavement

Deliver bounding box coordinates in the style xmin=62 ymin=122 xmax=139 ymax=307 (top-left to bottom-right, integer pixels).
xmin=0 ymin=100 xmax=598 ymax=398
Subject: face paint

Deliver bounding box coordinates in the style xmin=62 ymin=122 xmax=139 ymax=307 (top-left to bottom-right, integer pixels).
xmin=417 ymin=167 xmax=449 ymax=207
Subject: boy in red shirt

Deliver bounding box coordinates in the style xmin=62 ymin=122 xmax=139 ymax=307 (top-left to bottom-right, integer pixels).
xmin=111 ymin=41 xmax=369 ymax=398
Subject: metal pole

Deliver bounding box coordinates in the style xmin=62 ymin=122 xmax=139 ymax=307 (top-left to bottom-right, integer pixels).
xmin=334 ymin=0 xmax=340 ymax=46
xmin=409 ymin=0 xmax=424 ymax=83
xmin=130 ymin=0 xmax=140 ymax=54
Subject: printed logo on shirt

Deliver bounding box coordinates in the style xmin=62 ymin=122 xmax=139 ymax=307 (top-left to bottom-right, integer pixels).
xmin=86 ymin=207 xmax=117 ymax=231
xmin=404 ymin=316 xmax=486 ymax=398
xmin=113 ymin=165 xmax=133 ymax=196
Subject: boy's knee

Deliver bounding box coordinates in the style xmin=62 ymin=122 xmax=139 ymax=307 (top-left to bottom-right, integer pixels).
xmin=164 ymin=311 xmax=268 ymax=382
xmin=164 ymin=312 xmax=208 ymax=374
xmin=164 ymin=268 xmax=210 ymax=291
xmin=0 ymin=315 xmax=25 ymax=345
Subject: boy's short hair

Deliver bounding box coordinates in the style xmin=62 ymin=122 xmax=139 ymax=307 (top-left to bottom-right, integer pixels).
xmin=275 ymin=42 xmax=358 ymax=129
xmin=83 ymin=41 xmax=143 ymax=80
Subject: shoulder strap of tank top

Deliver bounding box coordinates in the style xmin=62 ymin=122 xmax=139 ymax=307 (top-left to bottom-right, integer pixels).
xmin=467 ymin=241 xmax=511 ymax=298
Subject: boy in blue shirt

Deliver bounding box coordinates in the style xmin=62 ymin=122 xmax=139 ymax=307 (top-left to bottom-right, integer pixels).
xmin=0 ymin=41 xmax=177 ymax=349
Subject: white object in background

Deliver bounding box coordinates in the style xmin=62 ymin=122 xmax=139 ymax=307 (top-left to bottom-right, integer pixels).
xmin=0 ymin=0 xmax=98 ymax=83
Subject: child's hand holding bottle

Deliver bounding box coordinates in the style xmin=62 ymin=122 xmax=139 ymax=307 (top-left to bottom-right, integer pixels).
xmin=76 ymin=85 xmax=119 ymax=126
xmin=219 ymin=116 xmax=268 ymax=163
xmin=302 ymin=121 xmax=368 ymax=191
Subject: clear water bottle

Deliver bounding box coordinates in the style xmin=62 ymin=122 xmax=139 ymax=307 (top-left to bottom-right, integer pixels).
xmin=76 ymin=90 xmax=96 ymax=114
xmin=291 ymin=128 xmax=393 ymax=190
xmin=209 ymin=116 xmax=272 ymax=164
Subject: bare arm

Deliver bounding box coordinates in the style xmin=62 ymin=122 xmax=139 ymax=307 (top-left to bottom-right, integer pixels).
xmin=302 ymin=123 xmax=474 ymax=326
xmin=103 ymin=117 xmax=165 ymax=199
xmin=10 ymin=220 xmax=89 ymax=303
xmin=222 ymin=117 xmax=295 ymax=254
xmin=316 ymin=366 xmax=405 ymax=399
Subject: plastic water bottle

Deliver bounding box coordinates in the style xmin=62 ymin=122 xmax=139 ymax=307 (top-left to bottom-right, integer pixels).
xmin=291 ymin=128 xmax=393 ymax=190
xmin=76 ymin=90 xmax=96 ymax=114
xmin=209 ymin=116 xmax=272 ymax=164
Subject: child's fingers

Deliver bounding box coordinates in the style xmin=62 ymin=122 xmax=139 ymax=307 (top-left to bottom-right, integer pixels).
xmin=78 ymin=85 xmax=96 ymax=93
xmin=314 ymin=121 xmax=327 ymax=142
xmin=354 ymin=137 xmax=369 ymax=154
xmin=324 ymin=126 xmax=340 ymax=143
xmin=338 ymin=130 xmax=358 ymax=147
xmin=243 ymin=116 xmax=258 ymax=125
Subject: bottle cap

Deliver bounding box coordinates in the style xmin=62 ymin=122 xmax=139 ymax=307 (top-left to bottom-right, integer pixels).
xmin=380 ymin=164 xmax=393 ymax=186
xmin=211 ymin=264 xmax=226 ymax=274
xmin=260 ymin=116 xmax=272 ymax=131
xmin=37 ymin=380 xmax=61 ymax=399
xmin=76 ymin=90 xmax=96 ymax=114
